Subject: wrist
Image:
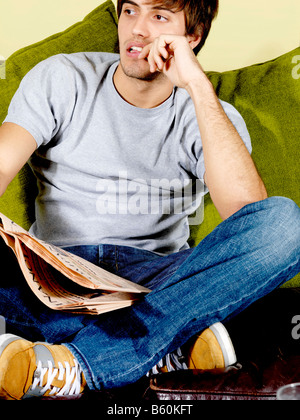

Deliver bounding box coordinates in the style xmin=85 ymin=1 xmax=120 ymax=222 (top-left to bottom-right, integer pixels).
xmin=185 ymin=73 xmax=215 ymax=101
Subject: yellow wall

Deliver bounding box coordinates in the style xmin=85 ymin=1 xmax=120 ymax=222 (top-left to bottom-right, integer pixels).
xmin=1 ymin=0 xmax=299 ymax=71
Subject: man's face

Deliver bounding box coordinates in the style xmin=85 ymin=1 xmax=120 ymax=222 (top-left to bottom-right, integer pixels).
xmin=118 ymin=0 xmax=187 ymax=81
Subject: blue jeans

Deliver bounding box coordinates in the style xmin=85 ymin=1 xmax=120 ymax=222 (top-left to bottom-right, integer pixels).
xmin=0 ymin=197 xmax=299 ymax=390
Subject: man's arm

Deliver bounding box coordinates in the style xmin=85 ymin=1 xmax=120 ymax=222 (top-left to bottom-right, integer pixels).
xmin=0 ymin=122 xmax=37 ymax=197
xmin=186 ymin=77 xmax=268 ymax=220
xmin=139 ymin=35 xmax=268 ymax=220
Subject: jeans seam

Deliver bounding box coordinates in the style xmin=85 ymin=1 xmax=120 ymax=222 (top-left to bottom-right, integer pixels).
xmin=143 ymin=267 xmax=179 ymax=290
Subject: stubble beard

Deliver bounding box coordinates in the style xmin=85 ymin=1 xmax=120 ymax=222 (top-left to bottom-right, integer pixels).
xmin=120 ymin=58 xmax=163 ymax=82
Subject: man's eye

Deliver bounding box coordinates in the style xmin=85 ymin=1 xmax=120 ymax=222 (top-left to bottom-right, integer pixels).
xmin=124 ymin=8 xmax=135 ymax=15
xmin=155 ymin=15 xmax=168 ymax=22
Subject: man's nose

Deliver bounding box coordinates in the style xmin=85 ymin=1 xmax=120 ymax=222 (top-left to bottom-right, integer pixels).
xmin=132 ymin=15 xmax=150 ymax=38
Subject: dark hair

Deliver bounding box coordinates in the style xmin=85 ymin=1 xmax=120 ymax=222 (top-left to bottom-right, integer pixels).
xmin=117 ymin=0 xmax=219 ymax=55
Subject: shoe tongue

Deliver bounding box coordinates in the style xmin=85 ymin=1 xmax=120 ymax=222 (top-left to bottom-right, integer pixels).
xmin=43 ymin=377 xmax=66 ymax=393
xmin=33 ymin=344 xmax=68 ymax=390
xmin=28 ymin=343 xmax=84 ymax=398
xmin=23 ymin=344 xmax=63 ymax=398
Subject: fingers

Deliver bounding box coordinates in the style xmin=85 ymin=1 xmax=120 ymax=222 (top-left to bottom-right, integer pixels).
xmin=139 ymin=37 xmax=173 ymax=73
xmin=138 ymin=44 xmax=151 ymax=60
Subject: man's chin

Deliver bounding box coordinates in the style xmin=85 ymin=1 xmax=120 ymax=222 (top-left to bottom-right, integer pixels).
xmin=120 ymin=61 xmax=159 ymax=82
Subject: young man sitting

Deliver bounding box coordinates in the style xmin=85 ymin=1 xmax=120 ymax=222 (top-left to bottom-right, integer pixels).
xmin=0 ymin=0 xmax=299 ymax=399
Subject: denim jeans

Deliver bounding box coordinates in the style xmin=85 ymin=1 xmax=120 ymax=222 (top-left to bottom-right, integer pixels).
xmin=0 ymin=197 xmax=299 ymax=390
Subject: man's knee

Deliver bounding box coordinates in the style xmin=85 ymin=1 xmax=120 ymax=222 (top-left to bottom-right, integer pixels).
xmin=266 ymin=196 xmax=299 ymax=228
xmin=264 ymin=196 xmax=300 ymax=256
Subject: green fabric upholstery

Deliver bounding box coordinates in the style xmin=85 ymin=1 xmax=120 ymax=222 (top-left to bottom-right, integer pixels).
xmin=0 ymin=0 xmax=298 ymax=286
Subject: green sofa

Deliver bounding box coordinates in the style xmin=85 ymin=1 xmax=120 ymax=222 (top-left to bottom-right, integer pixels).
xmin=0 ymin=0 xmax=299 ymax=288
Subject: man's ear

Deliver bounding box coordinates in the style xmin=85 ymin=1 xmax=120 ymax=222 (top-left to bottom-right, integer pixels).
xmin=187 ymin=25 xmax=203 ymax=50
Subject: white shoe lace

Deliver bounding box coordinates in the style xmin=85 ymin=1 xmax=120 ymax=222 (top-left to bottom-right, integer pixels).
xmin=31 ymin=358 xmax=82 ymax=397
xmin=148 ymin=347 xmax=188 ymax=376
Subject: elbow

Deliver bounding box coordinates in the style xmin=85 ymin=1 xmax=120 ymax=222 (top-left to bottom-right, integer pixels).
xmin=251 ymin=181 xmax=268 ymax=203
xmin=0 ymin=174 xmax=9 ymax=198
xmin=0 ymin=186 xmax=6 ymax=198
xmin=220 ymin=183 xmax=268 ymax=220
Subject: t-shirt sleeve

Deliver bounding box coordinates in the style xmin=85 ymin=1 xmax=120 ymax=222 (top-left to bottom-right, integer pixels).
xmin=3 ymin=55 xmax=74 ymax=148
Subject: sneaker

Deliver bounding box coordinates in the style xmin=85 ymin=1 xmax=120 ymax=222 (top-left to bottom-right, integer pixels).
xmin=149 ymin=322 xmax=237 ymax=375
xmin=0 ymin=334 xmax=86 ymax=400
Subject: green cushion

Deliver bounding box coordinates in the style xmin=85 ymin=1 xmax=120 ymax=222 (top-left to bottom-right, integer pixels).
xmin=0 ymin=0 xmax=298 ymax=287
xmin=0 ymin=0 xmax=119 ymax=228
xmin=190 ymin=47 xmax=300 ymax=288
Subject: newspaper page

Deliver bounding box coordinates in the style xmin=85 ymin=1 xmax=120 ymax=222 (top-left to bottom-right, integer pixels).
xmin=0 ymin=213 xmax=150 ymax=314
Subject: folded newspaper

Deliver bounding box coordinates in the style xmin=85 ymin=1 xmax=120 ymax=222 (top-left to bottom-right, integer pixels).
xmin=0 ymin=212 xmax=151 ymax=315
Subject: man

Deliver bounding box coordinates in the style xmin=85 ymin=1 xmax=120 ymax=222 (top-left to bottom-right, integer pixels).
xmin=0 ymin=0 xmax=299 ymax=399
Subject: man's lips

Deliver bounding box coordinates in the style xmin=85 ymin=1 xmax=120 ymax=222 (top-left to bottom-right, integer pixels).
xmin=126 ymin=42 xmax=147 ymax=58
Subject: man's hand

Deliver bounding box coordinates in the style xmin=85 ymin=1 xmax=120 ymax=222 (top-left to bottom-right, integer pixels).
xmin=138 ymin=35 xmax=204 ymax=90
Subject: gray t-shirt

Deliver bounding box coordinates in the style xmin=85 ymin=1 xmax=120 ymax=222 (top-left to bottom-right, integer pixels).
xmin=4 ymin=52 xmax=252 ymax=254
